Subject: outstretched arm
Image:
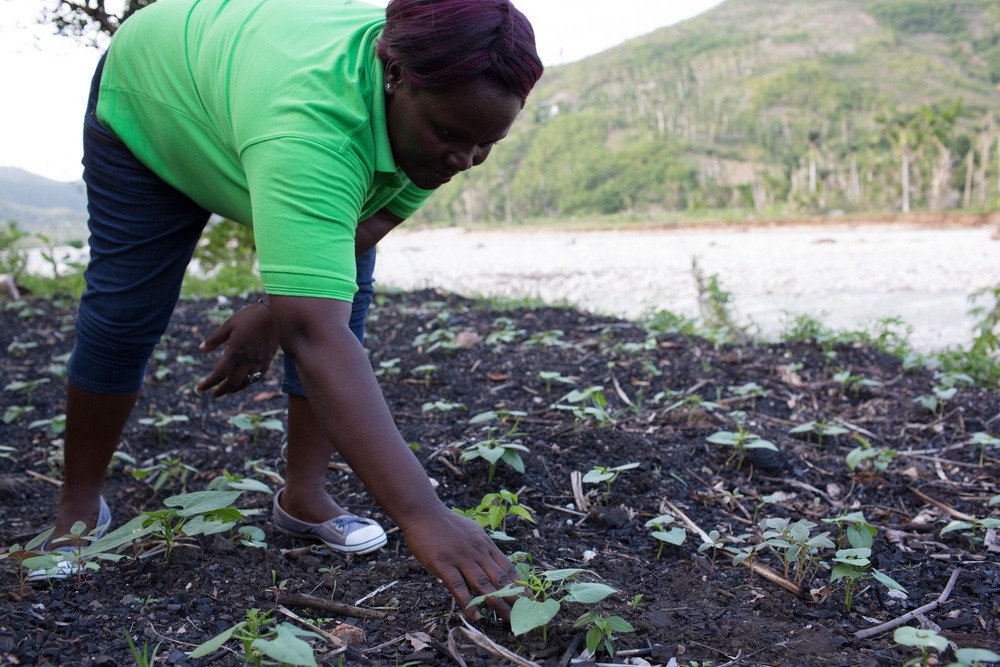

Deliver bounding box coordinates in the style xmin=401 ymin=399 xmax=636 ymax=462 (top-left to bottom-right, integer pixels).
xmin=270 ymin=294 xmax=519 ymax=621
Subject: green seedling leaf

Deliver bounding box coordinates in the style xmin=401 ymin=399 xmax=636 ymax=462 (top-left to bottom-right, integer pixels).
xmin=467 ymin=584 xmax=526 ymax=608
xmin=952 ymin=648 xmax=1000 ymax=665
xmin=253 ymin=622 xmax=321 ymax=667
xmin=871 ymin=569 xmax=907 ymax=592
xmin=543 ymin=568 xmax=587 ymax=582
xmin=188 ymin=621 xmax=247 ymax=658
xmin=893 ymin=626 xmax=948 ymax=651
xmin=651 ymin=527 xmax=687 ymax=545
xmin=940 ymin=520 xmax=974 ymax=535
xmin=561 ymin=582 xmax=617 ymax=604
xmin=510 ymin=597 xmax=560 ymax=636
xmin=164 ymin=490 xmax=242 ymax=516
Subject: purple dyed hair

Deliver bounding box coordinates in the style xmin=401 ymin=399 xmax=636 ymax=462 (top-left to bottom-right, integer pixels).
xmin=376 ymin=0 xmax=544 ymax=102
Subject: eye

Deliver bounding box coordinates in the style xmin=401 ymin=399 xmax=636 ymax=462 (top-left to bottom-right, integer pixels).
xmin=436 ymin=126 xmax=455 ymax=140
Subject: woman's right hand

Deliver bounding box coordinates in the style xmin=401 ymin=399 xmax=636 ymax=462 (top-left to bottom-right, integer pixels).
xmin=400 ymin=504 xmax=521 ymax=622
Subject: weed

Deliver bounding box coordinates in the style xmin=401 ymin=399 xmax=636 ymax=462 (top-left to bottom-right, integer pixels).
xmin=788 ymin=419 xmax=849 ymax=447
xmin=3 ymin=404 xmax=34 ymax=424
xmin=537 ymin=370 xmax=575 ymax=394
xmin=555 ymin=385 xmax=617 ymax=428
xmin=29 ymin=413 xmax=66 ymax=437
xmin=229 ymin=410 xmax=285 ymax=442
xmin=573 ymin=611 xmax=636 ymax=658
xmin=913 ymin=371 xmax=973 ymax=414
xmin=845 ymin=435 xmax=896 ymax=473
xmin=832 ymin=368 xmax=883 ymax=395
xmin=124 ymin=631 xmax=162 ymax=667
xmin=728 ymin=381 xmax=768 ymax=408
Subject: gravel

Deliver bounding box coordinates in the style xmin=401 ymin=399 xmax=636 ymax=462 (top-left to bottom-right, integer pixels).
xmin=374 ymin=222 xmax=1000 ymax=353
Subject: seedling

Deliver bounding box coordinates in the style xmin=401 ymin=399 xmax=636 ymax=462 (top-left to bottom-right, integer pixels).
xmin=124 ymin=631 xmax=162 ymax=667
xmin=525 ymin=329 xmax=569 ymax=348
xmin=138 ymin=410 xmax=189 ymax=444
xmin=706 ymin=426 xmax=777 ymax=468
xmin=458 ymin=427 xmax=528 ymax=482
xmin=229 ymin=410 xmax=285 ymax=442
xmin=374 ymin=357 xmax=401 ymax=378
xmin=29 ymin=413 xmax=66 ymax=437
xmin=140 ymin=490 xmax=251 ymax=564
xmin=947 ymin=647 xmax=1000 ymax=667
xmin=573 ymin=611 xmax=635 ymax=658
xmin=967 ymin=432 xmax=1000 ymax=466
xmin=758 ymin=517 xmax=835 ymax=587
xmin=537 ymin=370 xmax=574 ymax=394
xmin=893 ymin=626 xmax=949 ymax=667
xmin=728 ymin=381 xmax=768 ymax=408
xmin=421 ymin=400 xmax=467 ymax=417
xmin=4 ymin=377 xmax=50 ymax=406
xmin=3 ymin=405 xmax=34 ymax=424
xmin=845 ymin=435 xmax=896 ymax=473
xmin=697 ymin=529 xmax=725 ymax=564
xmin=832 ymin=368 xmax=883 ymax=396
xmin=410 ymin=363 xmax=438 ymax=387
xmin=454 ymin=490 xmax=534 ymax=541
xmin=582 ymin=462 xmax=639 ymax=503
xmin=468 ymin=554 xmax=620 ymax=640
xmin=555 ymin=385 xmax=617 ymax=427
xmin=822 ymin=511 xmax=876 ymax=550
xmin=644 ymin=515 xmax=687 ymax=558
xmin=913 ymin=371 xmax=974 ymax=415
xmin=940 ymin=516 xmax=1000 ymax=551
xmin=484 ymin=316 xmax=525 ymax=346
xmin=788 ymin=419 xmax=849 ymax=447
xmin=133 ymin=455 xmax=199 ymax=493
xmin=830 ymin=520 xmax=905 ymax=612
xmin=188 ymin=608 xmax=322 ymax=666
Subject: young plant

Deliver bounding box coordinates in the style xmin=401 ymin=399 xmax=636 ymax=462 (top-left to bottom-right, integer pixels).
xmin=229 ymin=410 xmax=285 ymax=442
xmin=459 ymin=411 xmax=529 ymax=482
xmin=374 ymin=357 xmax=401 ymax=378
xmin=893 ymin=627 xmax=949 ymax=667
xmin=706 ymin=426 xmax=777 ymax=468
xmin=913 ymin=371 xmax=973 ymax=415
xmin=788 ymin=419 xmax=849 ymax=447
xmin=468 ymin=554 xmax=621 ymax=641
xmin=830 ymin=520 xmax=906 ymax=612
xmin=3 ymin=405 xmax=34 ymax=424
xmin=188 ymin=608 xmax=322 ymax=667
xmin=582 ymin=462 xmax=639 ymax=504
xmin=845 ymin=435 xmax=896 ymax=473
xmin=555 ymin=385 xmax=617 ymax=428
xmin=537 ymin=370 xmax=575 ymax=394
xmin=967 ymin=432 xmax=1000 ymax=467
xmin=138 ymin=410 xmax=189 ymax=444
xmin=4 ymin=377 xmax=50 ymax=406
xmin=140 ymin=490 xmax=250 ymax=564
xmin=573 ymin=611 xmax=636 ymax=658
xmin=940 ymin=516 xmax=1000 ymax=552
xmin=644 ymin=515 xmax=687 ymax=558
xmin=421 ymin=400 xmax=467 ymax=417
xmin=410 ymin=363 xmax=438 ymax=387
xmin=728 ymin=381 xmax=769 ymax=408
xmin=124 ymin=631 xmax=162 ymax=667
xmin=132 ymin=455 xmax=199 ymax=493
xmin=832 ymin=368 xmax=883 ymax=396
xmin=759 ymin=517 xmax=835 ymax=588
xmin=454 ymin=490 xmax=534 ymax=541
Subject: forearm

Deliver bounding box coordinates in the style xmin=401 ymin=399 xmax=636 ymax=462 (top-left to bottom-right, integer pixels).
xmin=270 ymin=295 xmax=440 ymax=528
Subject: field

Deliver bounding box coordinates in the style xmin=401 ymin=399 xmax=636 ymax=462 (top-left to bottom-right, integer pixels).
xmin=1 ymin=289 xmax=998 ymax=666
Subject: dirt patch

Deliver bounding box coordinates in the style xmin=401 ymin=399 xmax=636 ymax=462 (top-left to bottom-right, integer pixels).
xmin=1 ymin=290 xmax=998 ymax=666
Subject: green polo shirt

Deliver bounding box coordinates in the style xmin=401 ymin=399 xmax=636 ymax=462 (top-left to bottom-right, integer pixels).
xmin=97 ymin=0 xmax=432 ymax=301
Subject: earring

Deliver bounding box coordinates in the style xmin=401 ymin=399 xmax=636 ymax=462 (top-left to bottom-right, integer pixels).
xmin=385 ymin=83 xmax=395 ymax=92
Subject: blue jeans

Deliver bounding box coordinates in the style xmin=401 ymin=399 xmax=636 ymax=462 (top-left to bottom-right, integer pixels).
xmin=69 ymin=54 xmax=375 ymax=397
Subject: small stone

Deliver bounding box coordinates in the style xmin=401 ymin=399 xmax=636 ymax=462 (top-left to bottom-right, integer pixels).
xmin=330 ymin=623 xmax=366 ymax=645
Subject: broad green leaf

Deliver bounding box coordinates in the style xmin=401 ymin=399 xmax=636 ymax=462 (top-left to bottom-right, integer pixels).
xmin=871 ymin=569 xmax=907 ymax=593
xmin=543 ymin=568 xmax=585 ymax=582
xmin=188 ymin=622 xmax=246 ymax=658
xmin=893 ymin=626 xmax=948 ymax=651
xmin=253 ymin=623 xmax=321 ymax=667
xmin=651 ymin=527 xmax=687 ymax=545
xmin=165 ymin=490 xmax=242 ymax=516
xmin=562 ymin=582 xmax=617 ymax=604
xmin=510 ymin=597 xmax=560 ymax=636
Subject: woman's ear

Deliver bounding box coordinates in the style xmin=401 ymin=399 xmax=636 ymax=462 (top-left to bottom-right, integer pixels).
xmin=384 ymin=61 xmax=403 ymax=93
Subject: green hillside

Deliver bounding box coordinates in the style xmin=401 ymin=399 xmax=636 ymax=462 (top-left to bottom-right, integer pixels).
xmin=0 ymin=168 xmax=88 ymax=241
xmin=417 ymin=0 xmax=1000 ymax=223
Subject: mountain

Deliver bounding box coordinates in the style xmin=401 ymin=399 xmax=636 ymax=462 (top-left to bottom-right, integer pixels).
xmin=0 ymin=167 xmax=88 ymax=241
xmin=418 ymin=0 xmax=1000 ymax=222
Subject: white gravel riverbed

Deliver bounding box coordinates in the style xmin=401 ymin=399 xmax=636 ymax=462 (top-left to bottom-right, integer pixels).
xmin=374 ymin=222 xmax=1000 ymax=353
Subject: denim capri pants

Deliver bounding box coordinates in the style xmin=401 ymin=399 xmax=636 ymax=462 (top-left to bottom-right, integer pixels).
xmin=69 ymin=54 xmax=376 ymax=398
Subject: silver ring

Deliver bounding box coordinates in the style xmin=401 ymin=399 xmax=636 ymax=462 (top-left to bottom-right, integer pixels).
xmin=247 ymin=371 xmax=263 ymax=384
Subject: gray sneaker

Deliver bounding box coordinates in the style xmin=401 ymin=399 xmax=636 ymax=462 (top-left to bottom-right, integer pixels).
xmin=272 ymin=489 xmax=387 ymax=555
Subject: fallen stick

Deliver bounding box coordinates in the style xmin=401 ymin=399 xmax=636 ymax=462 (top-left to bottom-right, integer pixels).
xmin=276 ymin=604 xmax=347 ymax=650
xmin=448 ymin=618 xmax=541 ymax=667
xmin=281 ymin=593 xmax=387 ymax=620
xmin=910 ymin=488 xmax=975 ymax=521
xmin=854 ymin=567 xmax=961 ymax=640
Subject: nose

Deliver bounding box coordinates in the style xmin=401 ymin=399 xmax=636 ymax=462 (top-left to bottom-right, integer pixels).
xmin=445 ymin=145 xmax=478 ymax=173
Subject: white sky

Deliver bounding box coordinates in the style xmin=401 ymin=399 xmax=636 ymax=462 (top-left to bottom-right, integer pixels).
xmin=0 ymin=0 xmax=723 ymax=182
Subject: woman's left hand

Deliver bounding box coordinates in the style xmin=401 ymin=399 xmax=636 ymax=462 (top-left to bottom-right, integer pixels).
xmin=197 ymin=302 xmax=279 ymax=397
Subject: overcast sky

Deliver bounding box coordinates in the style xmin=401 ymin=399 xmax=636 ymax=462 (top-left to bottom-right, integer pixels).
xmin=0 ymin=0 xmax=723 ymax=182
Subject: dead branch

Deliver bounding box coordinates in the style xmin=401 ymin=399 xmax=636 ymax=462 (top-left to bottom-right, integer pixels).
xmin=280 ymin=593 xmax=387 ymax=620
xmin=854 ymin=568 xmax=962 ymax=640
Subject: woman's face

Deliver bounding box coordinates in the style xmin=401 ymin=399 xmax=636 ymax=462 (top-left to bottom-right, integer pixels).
xmin=384 ymin=67 xmax=523 ymax=190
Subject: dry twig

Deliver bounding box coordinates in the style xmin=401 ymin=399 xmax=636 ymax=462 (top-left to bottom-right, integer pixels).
xmin=854 ymin=567 xmax=962 ymax=640
xmin=281 ymin=593 xmax=387 ymax=620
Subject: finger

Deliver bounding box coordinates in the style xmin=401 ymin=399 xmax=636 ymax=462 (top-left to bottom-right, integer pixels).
xmin=438 ymin=565 xmax=480 ymax=622
xmin=198 ymin=321 xmax=233 ymax=352
xmin=212 ymin=364 xmax=255 ymax=397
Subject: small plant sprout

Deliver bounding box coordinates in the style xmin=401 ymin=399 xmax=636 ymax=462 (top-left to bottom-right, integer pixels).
xmin=124 ymin=631 xmax=162 ymax=667
xmin=132 ymin=455 xmax=199 ymax=493
xmin=410 ymin=363 xmax=438 ymax=387
xmin=829 ymin=518 xmax=905 ymax=612
xmin=459 ymin=413 xmax=529 ymax=482
xmin=374 ymin=357 xmax=401 ymax=378
xmin=832 ymin=368 xmax=883 ymax=395
xmin=3 ymin=404 xmax=34 ymax=424
xmin=822 ymin=510 xmax=876 ymax=550
xmin=968 ymin=432 xmax=1000 ymax=466
xmin=188 ymin=607 xmax=322 ymax=666
xmin=582 ymin=462 xmax=639 ymax=503
xmin=758 ymin=517 xmax=835 ymax=588
xmin=555 ymin=385 xmax=617 ymax=428
xmin=4 ymin=377 xmax=50 ymax=406
xmin=913 ymin=371 xmax=974 ymax=414
xmin=421 ymin=400 xmax=467 ymax=417
xmin=706 ymin=426 xmax=778 ymax=468
xmin=573 ymin=611 xmax=636 ymax=658
xmin=29 ymin=413 xmax=66 ymax=437
xmin=940 ymin=515 xmax=1000 ymax=551
xmin=788 ymin=419 xmax=849 ymax=447
xmin=893 ymin=627 xmax=949 ymax=667
xmin=537 ymin=370 xmax=575 ymax=394
xmin=728 ymin=381 xmax=768 ymax=408
xmin=697 ymin=529 xmax=725 ymax=564
xmin=845 ymin=435 xmax=896 ymax=473
xmin=138 ymin=410 xmax=189 ymax=444
xmin=140 ymin=490 xmax=251 ymax=564
xmin=228 ymin=410 xmax=285 ymax=442
xmin=468 ymin=554 xmax=621 ymax=641
xmin=947 ymin=647 xmax=1000 ymax=667
xmin=454 ymin=490 xmax=534 ymax=541
xmin=644 ymin=515 xmax=687 ymax=558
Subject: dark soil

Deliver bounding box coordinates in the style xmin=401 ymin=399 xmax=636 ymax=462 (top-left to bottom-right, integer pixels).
xmin=2 ymin=289 xmax=998 ymax=666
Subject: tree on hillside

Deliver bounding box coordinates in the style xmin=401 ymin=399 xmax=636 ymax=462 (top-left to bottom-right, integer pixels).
xmin=45 ymin=0 xmax=150 ymax=44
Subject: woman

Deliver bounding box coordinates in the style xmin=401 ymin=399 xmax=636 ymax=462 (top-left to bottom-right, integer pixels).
xmin=37 ymin=0 xmax=543 ymax=622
